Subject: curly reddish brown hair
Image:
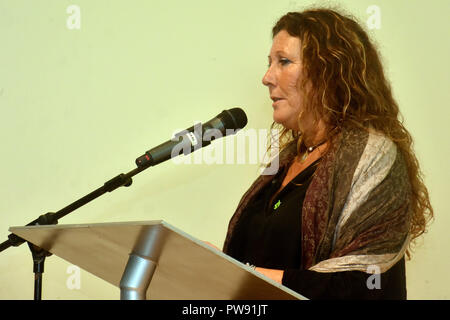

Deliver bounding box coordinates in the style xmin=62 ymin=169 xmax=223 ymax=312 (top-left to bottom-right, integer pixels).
xmin=269 ymin=8 xmax=433 ymax=257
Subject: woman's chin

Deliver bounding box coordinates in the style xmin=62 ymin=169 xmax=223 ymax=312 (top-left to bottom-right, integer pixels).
xmin=272 ymin=113 xmax=285 ymax=125
xmin=273 ymin=118 xmax=298 ymax=131
xmin=272 ymin=114 xmax=289 ymax=128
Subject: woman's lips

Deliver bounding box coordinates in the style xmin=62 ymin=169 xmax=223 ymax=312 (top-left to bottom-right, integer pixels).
xmin=272 ymin=98 xmax=284 ymax=107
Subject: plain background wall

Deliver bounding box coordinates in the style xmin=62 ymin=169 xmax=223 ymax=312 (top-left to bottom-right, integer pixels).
xmin=0 ymin=0 xmax=448 ymax=299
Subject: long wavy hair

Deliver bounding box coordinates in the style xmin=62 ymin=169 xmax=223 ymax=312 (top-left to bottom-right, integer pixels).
xmin=267 ymin=8 xmax=433 ymax=257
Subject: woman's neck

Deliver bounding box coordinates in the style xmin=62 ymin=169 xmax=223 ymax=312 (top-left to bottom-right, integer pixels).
xmin=300 ymin=118 xmax=330 ymax=148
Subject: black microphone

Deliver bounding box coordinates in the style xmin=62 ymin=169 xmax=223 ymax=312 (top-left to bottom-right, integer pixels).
xmin=135 ymin=108 xmax=247 ymax=168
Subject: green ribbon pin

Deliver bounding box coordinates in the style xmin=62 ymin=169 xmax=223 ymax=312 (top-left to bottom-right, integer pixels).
xmin=273 ymin=200 xmax=281 ymax=210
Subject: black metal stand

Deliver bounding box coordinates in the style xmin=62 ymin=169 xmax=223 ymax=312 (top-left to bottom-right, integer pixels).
xmin=28 ymin=242 xmax=52 ymax=300
xmin=0 ymin=163 xmax=151 ymax=299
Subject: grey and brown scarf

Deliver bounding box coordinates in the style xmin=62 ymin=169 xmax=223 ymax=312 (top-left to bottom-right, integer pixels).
xmin=223 ymin=125 xmax=412 ymax=273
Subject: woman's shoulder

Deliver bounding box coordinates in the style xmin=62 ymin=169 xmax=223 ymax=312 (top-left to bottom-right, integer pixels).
xmin=339 ymin=125 xmax=397 ymax=159
xmin=330 ymin=125 xmax=402 ymax=185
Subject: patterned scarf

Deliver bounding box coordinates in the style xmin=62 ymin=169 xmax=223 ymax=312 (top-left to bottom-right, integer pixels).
xmin=223 ymin=125 xmax=412 ymax=273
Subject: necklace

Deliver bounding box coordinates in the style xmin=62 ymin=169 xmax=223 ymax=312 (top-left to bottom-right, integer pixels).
xmin=298 ymin=126 xmax=339 ymax=162
xmin=299 ymin=139 xmax=328 ymax=162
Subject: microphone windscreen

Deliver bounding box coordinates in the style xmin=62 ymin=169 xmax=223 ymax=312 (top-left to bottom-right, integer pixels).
xmin=221 ymin=107 xmax=248 ymax=130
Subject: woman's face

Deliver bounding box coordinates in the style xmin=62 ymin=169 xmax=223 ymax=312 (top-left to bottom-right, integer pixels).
xmin=262 ymin=30 xmax=306 ymax=131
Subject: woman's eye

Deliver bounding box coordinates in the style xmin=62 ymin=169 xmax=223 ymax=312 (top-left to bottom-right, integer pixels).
xmin=279 ymin=58 xmax=291 ymax=65
xmin=267 ymin=58 xmax=291 ymax=68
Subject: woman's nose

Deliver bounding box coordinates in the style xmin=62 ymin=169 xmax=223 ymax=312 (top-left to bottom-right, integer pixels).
xmin=262 ymin=66 xmax=276 ymax=87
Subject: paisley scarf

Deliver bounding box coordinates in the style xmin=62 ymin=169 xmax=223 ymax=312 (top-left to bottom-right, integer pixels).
xmin=223 ymin=125 xmax=412 ymax=273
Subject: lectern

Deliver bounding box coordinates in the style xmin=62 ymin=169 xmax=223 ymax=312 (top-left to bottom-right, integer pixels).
xmin=9 ymin=220 xmax=306 ymax=300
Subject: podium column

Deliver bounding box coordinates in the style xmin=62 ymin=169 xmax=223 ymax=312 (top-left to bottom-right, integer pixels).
xmin=119 ymin=225 xmax=166 ymax=300
xmin=120 ymin=253 xmax=157 ymax=300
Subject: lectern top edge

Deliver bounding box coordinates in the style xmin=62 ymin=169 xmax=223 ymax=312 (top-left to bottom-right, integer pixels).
xmin=9 ymin=219 xmax=166 ymax=232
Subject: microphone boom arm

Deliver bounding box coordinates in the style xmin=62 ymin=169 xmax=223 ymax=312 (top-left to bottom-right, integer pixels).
xmin=0 ymin=166 xmax=144 ymax=252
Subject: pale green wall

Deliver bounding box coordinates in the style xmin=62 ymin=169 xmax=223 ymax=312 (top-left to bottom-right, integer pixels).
xmin=0 ymin=0 xmax=448 ymax=299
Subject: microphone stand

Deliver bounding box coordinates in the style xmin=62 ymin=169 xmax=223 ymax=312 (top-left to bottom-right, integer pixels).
xmin=0 ymin=164 xmax=148 ymax=300
xmin=0 ymin=108 xmax=246 ymax=300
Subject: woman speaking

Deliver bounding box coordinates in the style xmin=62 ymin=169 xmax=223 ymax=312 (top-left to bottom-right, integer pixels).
xmin=222 ymin=8 xmax=433 ymax=299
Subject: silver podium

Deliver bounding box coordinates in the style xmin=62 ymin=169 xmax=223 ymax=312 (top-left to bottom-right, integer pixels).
xmin=9 ymin=220 xmax=306 ymax=300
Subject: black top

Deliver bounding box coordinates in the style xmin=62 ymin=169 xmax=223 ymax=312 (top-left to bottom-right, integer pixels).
xmin=226 ymin=159 xmax=406 ymax=300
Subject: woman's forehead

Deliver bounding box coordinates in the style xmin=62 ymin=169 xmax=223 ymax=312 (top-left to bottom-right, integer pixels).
xmin=269 ymin=30 xmax=301 ymax=58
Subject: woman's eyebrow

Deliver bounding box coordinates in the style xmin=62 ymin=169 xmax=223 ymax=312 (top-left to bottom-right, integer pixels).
xmin=274 ymin=50 xmax=288 ymax=55
xmin=268 ymin=50 xmax=291 ymax=59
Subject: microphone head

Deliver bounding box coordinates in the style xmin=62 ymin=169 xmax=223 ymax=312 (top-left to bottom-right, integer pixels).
xmin=220 ymin=107 xmax=248 ymax=130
